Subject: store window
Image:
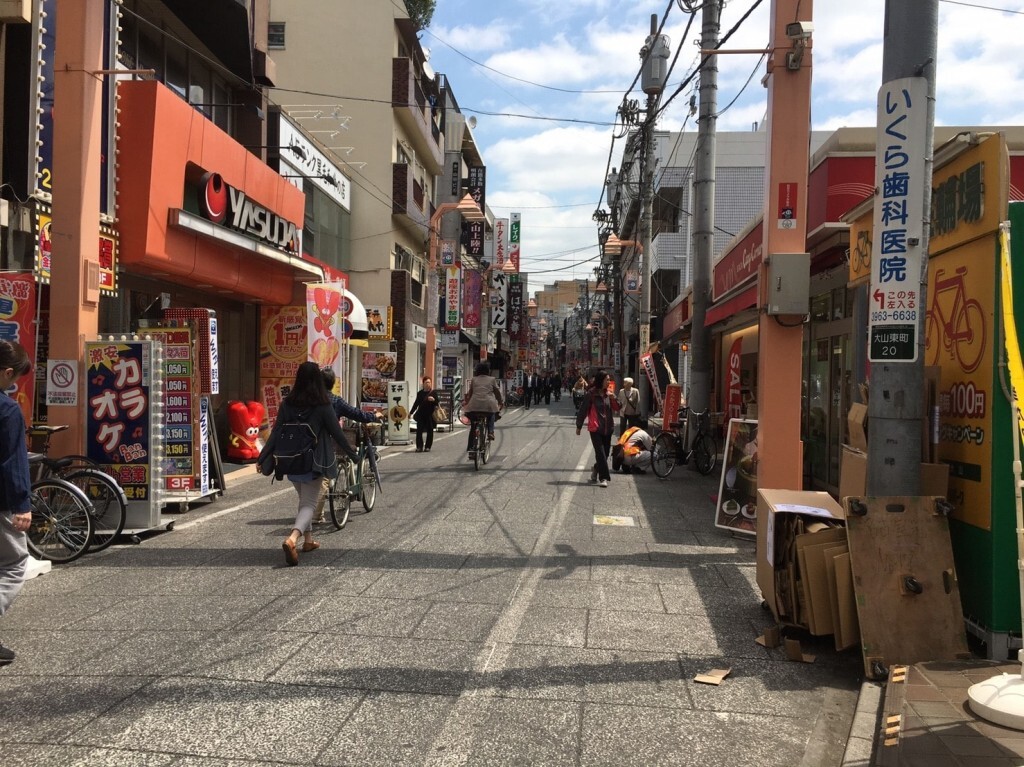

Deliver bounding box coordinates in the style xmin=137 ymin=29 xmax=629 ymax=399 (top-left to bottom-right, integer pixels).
xmin=301 ymin=181 xmax=350 ymax=270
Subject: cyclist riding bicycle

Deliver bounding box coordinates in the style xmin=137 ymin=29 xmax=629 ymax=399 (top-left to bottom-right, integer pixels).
xmin=462 ymin=361 xmax=504 ymax=451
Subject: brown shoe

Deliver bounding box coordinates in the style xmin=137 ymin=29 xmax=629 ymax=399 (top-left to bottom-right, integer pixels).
xmin=282 ymin=539 xmax=299 ymax=566
xmin=302 ymin=540 xmax=320 ymax=552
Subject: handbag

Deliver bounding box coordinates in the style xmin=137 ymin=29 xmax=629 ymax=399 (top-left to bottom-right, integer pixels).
xmin=433 ymin=405 xmax=448 ymax=424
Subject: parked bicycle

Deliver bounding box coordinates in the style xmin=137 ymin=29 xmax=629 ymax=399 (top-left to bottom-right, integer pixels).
xmin=28 ymin=425 xmax=128 ymax=552
xmin=326 ymin=422 xmax=380 ymax=528
xmin=651 ymin=407 xmax=718 ymax=478
xmin=26 ymin=476 xmax=95 ymax=564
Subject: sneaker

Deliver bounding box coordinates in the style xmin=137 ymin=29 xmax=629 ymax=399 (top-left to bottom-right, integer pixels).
xmin=0 ymin=643 xmax=14 ymax=664
xmin=598 ymin=479 xmax=608 ymax=488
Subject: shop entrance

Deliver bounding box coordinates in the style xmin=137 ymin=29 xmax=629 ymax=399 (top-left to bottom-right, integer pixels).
xmin=803 ymin=286 xmax=853 ymax=493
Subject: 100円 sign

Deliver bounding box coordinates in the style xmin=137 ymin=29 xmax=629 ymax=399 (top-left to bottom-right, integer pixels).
xmin=869 ymin=76 xmax=928 ymax=363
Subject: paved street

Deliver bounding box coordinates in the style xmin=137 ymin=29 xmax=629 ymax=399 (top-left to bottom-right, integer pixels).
xmin=0 ymin=399 xmax=863 ymax=766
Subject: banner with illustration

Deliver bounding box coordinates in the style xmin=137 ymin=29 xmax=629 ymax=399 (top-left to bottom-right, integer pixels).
xmin=306 ymin=282 xmax=345 ymax=386
xmin=714 ymin=419 xmax=759 ymax=535
xmin=366 ymin=305 xmax=393 ymax=340
xmin=0 ymin=273 xmax=36 ymax=424
xmin=462 ymin=269 xmax=482 ymax=328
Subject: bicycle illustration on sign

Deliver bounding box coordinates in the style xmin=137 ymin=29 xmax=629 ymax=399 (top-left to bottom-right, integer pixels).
xmin=925 ymin=265 xmax=986 ymax=373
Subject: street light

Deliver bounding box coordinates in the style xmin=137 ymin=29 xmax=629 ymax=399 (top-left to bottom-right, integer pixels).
xmin=425 ymin=194 xmax=487 ymax=380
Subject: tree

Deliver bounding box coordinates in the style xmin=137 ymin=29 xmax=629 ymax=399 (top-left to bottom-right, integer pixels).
xmin=405 ymin=0 xmax=436 ymax=31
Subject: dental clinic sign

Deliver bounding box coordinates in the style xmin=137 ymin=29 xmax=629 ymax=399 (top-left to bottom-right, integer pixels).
xmin=197 ymin=172 xmax=300 ymax=255
xmin=868 ymin=77 xmax=927 ymax=363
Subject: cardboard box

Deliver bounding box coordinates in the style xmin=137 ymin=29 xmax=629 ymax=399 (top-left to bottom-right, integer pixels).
xmin=756 ymin=489 xmax=846 ymax=626
xmin=847 ymin=403 xmax=868 ymax=451
xmin=839 ymin=445 xmax=949 ymax=500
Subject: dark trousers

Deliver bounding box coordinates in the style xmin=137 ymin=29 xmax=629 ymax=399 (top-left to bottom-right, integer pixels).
xmin=619 ymin=414 xmax=641 ymax=436
xmin=523 ymin=388 xmax=533 ymax=408
xmin=415 ymin=419 xmax=434 ymax=450
xmin=589 ymin=430 xmax=612 ymax=481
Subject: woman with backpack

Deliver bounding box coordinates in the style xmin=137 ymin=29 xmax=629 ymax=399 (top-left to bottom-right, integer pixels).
xmin=575 ymin=370 xmax=620 ymax=488
xmin=257 ymin=361 xmax=357 ymax=566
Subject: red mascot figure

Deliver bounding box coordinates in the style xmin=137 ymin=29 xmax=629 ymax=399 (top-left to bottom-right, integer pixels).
xmin=227 ymin=400 xmax=266 ymax=461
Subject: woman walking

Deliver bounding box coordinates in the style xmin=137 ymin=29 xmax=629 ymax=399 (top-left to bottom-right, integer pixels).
xmin=408 ymin=375 xmax=438 ymax=452
xmin=575 ymin=370 xmax=619 ymax=488
xmin=258 ymin=361 xmax=356 ymax=566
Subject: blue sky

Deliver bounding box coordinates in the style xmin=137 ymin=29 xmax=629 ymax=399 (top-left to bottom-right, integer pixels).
xmin=420 ymin=0 xmax=1024 ymax=293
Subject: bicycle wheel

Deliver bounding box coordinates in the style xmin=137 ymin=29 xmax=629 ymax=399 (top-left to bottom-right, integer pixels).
xmin=27 ymin=479 xmax=94 ymax=564
xmin=651 ymin=433 xmax=677 ymax=478
xmin=63 ymin=468 xmax=126 ymax=552
xmin=694 ymin=434 xmax=718 ymax=476
xmin=360 ymin=455 xmax=376 ymax=512
xmin=328 ymin=470 xmax=351 ymax=529
xmin=481 ymin=422 xmax=490 ymax=465
xmin=472 ymin=422 xmax=481 ymax=471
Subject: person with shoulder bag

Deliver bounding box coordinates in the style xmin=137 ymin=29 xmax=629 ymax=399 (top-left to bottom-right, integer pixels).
xmin=616 ymin=377 xmax=640 ymax=436
xmin=257 ymin=362 xmax=356 ymax=566
xmin=408 ymin=375 xmax=439 ymax=453
xmin=575 ymin=370 xmax=620 ymax=487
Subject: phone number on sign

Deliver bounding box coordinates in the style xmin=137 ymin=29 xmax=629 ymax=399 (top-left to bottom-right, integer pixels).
xmin=871 ymin=310 xmax=917 ymax=323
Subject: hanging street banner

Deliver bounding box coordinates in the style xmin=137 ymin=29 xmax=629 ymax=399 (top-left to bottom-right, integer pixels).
xmin=868 ymin=76 xmax=927 ymax=363
xmin=441 ymin=240 xmax=456 ymax=266
xmin=464 ymin=220 xmax=484 ymax=258
xmin=508 ymin=212 xmax=521 ymax=273
xmin=462 ymin=268 xmax=482 ymax=328
xmin=444 ymin=266 xmax=461 ymax=329
xmin=306 ymin=281 xmax=345 ymax=381
xmin=508 ymin=281 xmax=524 ymax=342
xmin=490 ymin=271 xmax=508 ymax=330
xmin=493 ymin=218 xmax=508 ymax=270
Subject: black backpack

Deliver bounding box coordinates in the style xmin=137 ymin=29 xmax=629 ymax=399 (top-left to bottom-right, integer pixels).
xmin=270 ymin=411 xmax=318 ymax=479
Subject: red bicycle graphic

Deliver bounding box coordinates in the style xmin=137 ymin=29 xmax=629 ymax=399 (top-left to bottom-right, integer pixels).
xmin=925 ymin=266 xmax=986 ymax=373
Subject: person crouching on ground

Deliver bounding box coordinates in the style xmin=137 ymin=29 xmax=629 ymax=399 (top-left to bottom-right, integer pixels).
xmin=409 ymin=375 xmax=438 ymax=452
xmin=575 ymin=370 xmax=619 ymax=487
xmin=258 ymin=362 xmax=356 ymax=566
xmin=616 ymin=426 xmax=653 ymax=474
xmin=462 ymin=362 xmax=503 ymax=450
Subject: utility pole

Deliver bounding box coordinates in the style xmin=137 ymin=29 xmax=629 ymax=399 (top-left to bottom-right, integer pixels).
xmin=865 ymin=1 xmax=938 ymax=495
xmin=688 ymin=0 xmax=721 ymax=441
xmin=637 ymin=15 xmax=670 ymax=419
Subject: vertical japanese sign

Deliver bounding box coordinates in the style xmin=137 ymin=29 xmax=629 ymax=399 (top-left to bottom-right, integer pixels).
xmin=467 ymin=165 xmax=486 ymax=213
xmin=462 ymin=269 xmax=482 ymax=329
xmin=464 ymin=220 xmax=484 ymax=258
xmin=441 ymin=240 xmax=456 ymax=266
xmin=508 ymin=282 xmax=525 ymax=342
xmin=144 ymin=327 xmax=198 ymax=492
xmin=490 ymin=271 xmax=508 ymax=330
xmin=493 ymin=218 xmax=508 ymax=270
xmin=366 ymin=305 xmax=393 ymax=340
xmin=0 ymin=274 xmax=36 ymax=424
xmin=869 ymin=77 xmax=927 ymax=363
xmin=444 ymin=267 xmax=461 ymax=329
xmin=85 ymin=341 xmax=152 ymax=501
xmin=508 ymin=212 xmax=521 ymax=273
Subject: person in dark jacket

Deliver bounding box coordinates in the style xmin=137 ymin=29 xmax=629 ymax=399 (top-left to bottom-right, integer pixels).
xmin=258 ymin=362 xmax=357 ymax=566
xmin=408 ymin=375 xmax=438 ymax=452
xmin=575 ymin=370 xmax=620 ymax=487
xmin=0 ymin=341 xmax=33 ymax=664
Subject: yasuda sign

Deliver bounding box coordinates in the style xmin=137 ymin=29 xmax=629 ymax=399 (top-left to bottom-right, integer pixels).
xmin=197 ymin=172 xmax=299 ymax=255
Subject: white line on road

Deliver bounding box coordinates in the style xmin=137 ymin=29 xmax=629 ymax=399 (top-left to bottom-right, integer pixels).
xmin=424 ymin=448 xmax=591 ymax=767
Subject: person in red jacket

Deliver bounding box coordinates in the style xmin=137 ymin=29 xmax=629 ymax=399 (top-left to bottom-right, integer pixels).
xmin=575 ymin=370 xmax=619 ymax=487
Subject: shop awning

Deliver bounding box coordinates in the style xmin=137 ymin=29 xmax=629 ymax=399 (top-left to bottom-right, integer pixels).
xmin=706 ymin=285 xmax=758 ymax=326
xmin=341 ymin=289 xmax=369 ymax=347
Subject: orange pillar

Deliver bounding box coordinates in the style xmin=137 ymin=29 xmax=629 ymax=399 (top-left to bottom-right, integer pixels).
xmin=756 ymin=0 xmax=813 ymax=490
xmin=49 ymin=0 xmax=104 ymax=453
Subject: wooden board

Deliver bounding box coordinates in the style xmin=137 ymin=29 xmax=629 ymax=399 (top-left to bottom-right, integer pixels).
xmin=844 ymin=496 xmax=970 ymax=679
xmin=834 ymin=552 xmax=861 ymax=653
xmin=821 ymin=543 xmax=850 ymax=650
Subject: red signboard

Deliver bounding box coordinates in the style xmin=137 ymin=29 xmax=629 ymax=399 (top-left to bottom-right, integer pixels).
xmin=714 ymin=222 xmax=763 ymax=300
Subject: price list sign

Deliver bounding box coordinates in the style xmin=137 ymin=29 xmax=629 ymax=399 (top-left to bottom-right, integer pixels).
xmin=868 ymin=77 xmax=927 ymax=363
xmin=145 ymin=327 xmax=198 ymax=491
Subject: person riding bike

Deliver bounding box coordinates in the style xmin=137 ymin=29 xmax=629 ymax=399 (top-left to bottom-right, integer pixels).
xmin=462 ymin=361 xmax=504 ymax=451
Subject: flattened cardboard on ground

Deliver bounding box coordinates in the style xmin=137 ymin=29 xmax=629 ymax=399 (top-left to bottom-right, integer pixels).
xmin=834 ymin=551 xmax=861 ymax=652
xmin=785 ymin=637 xmax=816 ymax=663
xmin=694 ymin=667 xmax=732 ymax=685
xmin=838 ymin=446 xmax=949 ymax=500
xmin=756 ymin=489 xmax=845 ymax=626
xmin=844 ymin=495 xmax=970 ymax=679
xmin=755 ymin=625 xmax=781 ymax=648
xmin=796 ymin=532 xmax=849 ymax=636
xmin=821 ymin=542 xmax=851 ymax=651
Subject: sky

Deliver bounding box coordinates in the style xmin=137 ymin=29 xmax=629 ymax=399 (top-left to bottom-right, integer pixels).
xmin=421 ymin=0 xmax=1024 ymax=294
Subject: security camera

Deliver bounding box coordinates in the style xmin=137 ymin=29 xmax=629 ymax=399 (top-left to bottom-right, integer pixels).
xmin=785 ymin=21 xmax=813 ymax=40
